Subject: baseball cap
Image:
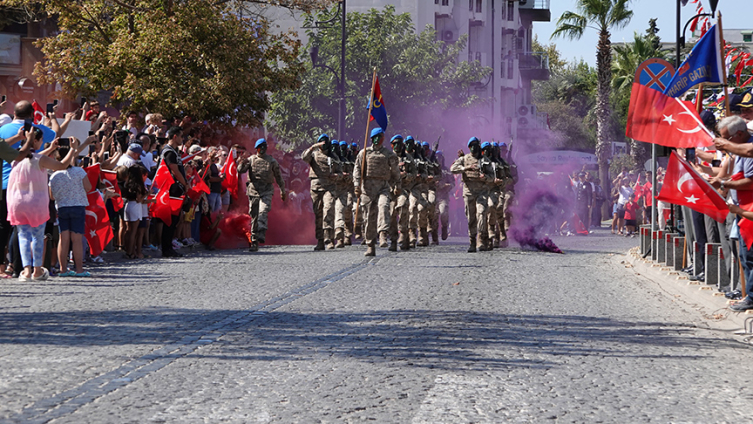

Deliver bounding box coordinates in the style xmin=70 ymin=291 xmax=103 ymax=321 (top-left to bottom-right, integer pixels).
xmin=741 ymin=90 xmax=753 ymax=109
xmin=128 ymin=143 xmax=144 ymax=155
xmin=730 ymin=93 xmax=744 ymax=112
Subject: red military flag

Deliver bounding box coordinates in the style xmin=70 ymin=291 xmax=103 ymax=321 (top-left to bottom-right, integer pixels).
xmin=221 ymin=151 xmax=239 ymax=198
xmin=31 ymin=100 xmax=46 ymax=125
xmin=100 ymin=169 xmax=124 ymax=211
xmin=655 ymin=151 xmax=728 ymax=222
xmin=626 ymin=83 xmax=714 ymax=148
xmin=84 ymin=191 xmax=113 ymax=256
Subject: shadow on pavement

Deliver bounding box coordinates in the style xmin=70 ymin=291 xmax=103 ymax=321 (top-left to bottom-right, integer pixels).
xmin=0 ymin=308 xmax=741 ymax=371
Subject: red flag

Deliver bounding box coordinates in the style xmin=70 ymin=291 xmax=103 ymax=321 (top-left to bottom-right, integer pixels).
xmin=626 ymin=83 xmax=714 ymax=148
xmin=221 ymin=152 xmax=238 ymax=198
xmin=169 ymin=196 xmax=184 ymax=215
xmin=186 ymin=176 xmax=211 ymax=201
xmin=84 ymin=164 xmax=101 ymax=190
xmin=84 ymin=191 xmax=114 ymax=256
xmin=31 ymin=100 xmax=46 ymax=125
xmin=100 ymin=169 xmax=124 ymax=211
xmin=152 ymin=161 xmax=174 ymax=192
xmin=655 ymin=151 xmax=729 ymax=223
xmin=149 ymin=188 xmax=173 ymax=223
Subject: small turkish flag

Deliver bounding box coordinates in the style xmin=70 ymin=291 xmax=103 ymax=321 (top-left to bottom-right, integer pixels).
xmin=152 ymin=161 xmax=174 ymax=193
xmin=149 ymin=188 xmax=173 ymax=224
xmin=656 ymin=151 xmax=728 ymax=222
xmin=186 ymin=176 xmax=210 ymax=202
xmin=84 ymin=164 xmax=101 ymax=190
xmin=85 ymin=191 xmax=114 ymax=256
xmin=626 ymin=83 xmax=714 ymax=148
xmin=31 ymin=100 xmax=46 ymax=125
xmin=221 ymin=151 xmax=239 ymax=198
xmin=100 ymin=169 xmax=124 ymax=211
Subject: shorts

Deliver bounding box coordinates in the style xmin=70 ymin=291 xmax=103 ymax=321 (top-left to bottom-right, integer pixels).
xmin=612 ymin=203 xmax=619 ymax=216
xmin=616 ymin=204 xmax=626 ymax=219
xmin=141 ymin=203 xmax=150 ymax=220
xmin=124 ymin=200 xmax=143 ymax=222
xmin=625 ymin=219 xmax=637 ymax=227
xmin=139 ymin=218 xmax=149 ymax=229
xmin=221 ymin=191 xmax=230 ymax=206
xmin=57 ymin=206 xmax=86 ymax=234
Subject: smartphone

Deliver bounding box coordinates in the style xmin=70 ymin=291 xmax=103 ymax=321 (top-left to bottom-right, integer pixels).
xmin=1 ymin=95 xmax=6 ymax=103
xmin=23 ymin=119 xmax=33 ymax=133
xmin=46 ymin=103 xmax=54 ymax=115
xmin=112 ymin=121 xmax=117 ymax=130
xmin=88 ymin=131 xmax=94 ymax=137
xmin=88 ymin=145 xmax=95 ymax=155
xmin=686 ymin=148 xmax=696 ymax=164
xmin=104 ymin=152 xmax=110 ymax=161
xmin=58 ymin=138 xmax=70 ymax=147
xmin=81 ymin=97 xmax=87 ymax=107
xmin=712 ymin=159 xmax=721 ymax=167
xmin=53 ymin=99 xmax=58 ymax=106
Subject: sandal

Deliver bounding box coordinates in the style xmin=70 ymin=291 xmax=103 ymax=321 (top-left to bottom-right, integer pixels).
xmin=74 ymin=271 xmax=91 ymax=277
xmin=31 ymin=268 xmax=49 ymax=281
xmin=59 ymin=270 xmax=76 ymax=277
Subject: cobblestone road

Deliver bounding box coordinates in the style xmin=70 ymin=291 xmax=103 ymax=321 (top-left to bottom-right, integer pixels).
xmin=1 ymin=229 xmax=751 ymax=423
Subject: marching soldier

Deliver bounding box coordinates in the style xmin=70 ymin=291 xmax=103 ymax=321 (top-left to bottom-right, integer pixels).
xmin=388 ymin=135 xmax=416 ymax=251
xmin=500 ymin=142 xmax=518 ymax=233
xmin=302 ymin=134 xmax=342 ymax=251
xmin=337 ymin=140 xmax=354 ymax=246
xmin=434 ymin=150 xmax=455 ymax=241
xmin=422 ymin=141 xmax=441 ymax=245
xmin=238 ymin=138 xmax=287 ymax=252
xmin=412 ymin=140 xmax=430 ymax=247
xmin=350 ymin=142 xmax=364 ymax=242
xmin=405 ymin=136 xmax=426 ymax=248
xmin=488 ymin=142 xmax=511 ymax=248
xmin=354 ymin=128 xmax=400 ymax=257
xmin=451 ymin=137 xmax=496 ymax=252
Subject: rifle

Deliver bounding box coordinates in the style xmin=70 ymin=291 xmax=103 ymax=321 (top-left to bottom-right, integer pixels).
xmin=430 ymin=136 xmax=441 ymax=162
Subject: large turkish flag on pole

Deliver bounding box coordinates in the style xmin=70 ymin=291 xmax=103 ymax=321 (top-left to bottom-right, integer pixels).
xmin=85 ymin=191 xmax=114 ymax=256
xmin=221 ymin=151 xmax=239 ymax=198
xmin=626 ymin=82 xmax=714 ymax=148
xmin=655 ymin=151 xmax=729 ymax=222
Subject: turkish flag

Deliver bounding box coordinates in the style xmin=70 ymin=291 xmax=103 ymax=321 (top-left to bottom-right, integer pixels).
xmin=31 ymin=100 xmax=46 ymax=125
xmin=655 ymin=151 xmax=728 ymax=222
xmin=100 ymin=169 xmax=124 ymax=211
xmin=186 ymin=176 xmax=210 ymax=202
xmin=221 ymin=151 xmax=239 ymax=198
xmin=626 ymin=83 xmax=714 ymax=148
xmin=152 ymin=161 xmax=174 ymax=192
xmin=85 ymin=191 xmax=114 ymax=256
xmin=149 ymin=188 xmax=173 ymax=224
xmin=84 ymin=164 xmax=101 ymax=190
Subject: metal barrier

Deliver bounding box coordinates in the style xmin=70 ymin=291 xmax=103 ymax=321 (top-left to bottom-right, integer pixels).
xmin=673 ymin=236 xmax=685 ymax=271
xmin=654 ymin=230 xmax=664 ymax=262
xmin=665 ymin=233 xmax=679 ymax=267
xmin=704 ymin=243 xmax=721 ymax=287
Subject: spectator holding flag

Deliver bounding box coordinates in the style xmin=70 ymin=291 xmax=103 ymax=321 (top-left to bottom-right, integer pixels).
xmin=157 ymin=126 xmax=189 ymax=258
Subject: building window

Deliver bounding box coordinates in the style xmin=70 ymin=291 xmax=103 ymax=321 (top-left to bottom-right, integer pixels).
xmin=476 ymin=0 xmax=482 ymax=13
xmin=507 ymin=52 xmax=514 ymax=80
xmin=435 ymin=0 xmax=439 ymax=4
xmin=744 ymin=33 xmax=753 ymax=42
xmin=507 ymin=1 xmax=514 ymax=21
xmin=443 ymin=0 xmax=449 ymax=5
xmin=469 ymin=0 xmax=473 ymax=11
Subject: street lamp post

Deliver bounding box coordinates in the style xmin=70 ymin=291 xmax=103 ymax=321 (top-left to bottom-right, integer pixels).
xmin=307 ymin=0 xmax=347 ymax=140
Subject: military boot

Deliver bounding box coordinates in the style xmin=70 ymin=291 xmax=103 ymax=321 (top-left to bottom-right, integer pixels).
xmin=478 ymin=236 xmax=491 ymax=252
xmin=314 ymin=239 xmax=325 ymax=251
xmin=325 ymin=230 xmax=335 ymax=250
xmin=388 ymin=239 xmax=398 ymax=252
xmin=364 ymin=244 xmax=376 ymax=257
xmin=400 ymin=235 xmax=410 ymax=251
xmin=409 ymin=229 xmax=417 ymax=248
xmin=499 ymin=238 xmax=509 ymax=248
xmin=468 ymin=236 xmax=477 ymax=253
xmin=493 ymin=237 xmax=500 ymax=249
xmin=335 ymin=230 xmax=345 ymax=248
xmin=430 ymin=229 xmax=439 ymax=245
xmin=379 ymin=231 xmax=389 ymax=248
xmin=354 ymin=225 xmax=363 ymax=240
xmin=441 ymin=225 xmax=448 ymax=240
xmin=344 ymin=234 xmax=352 ymax=246
xmin=418 ymin=228 xmax=429 ymax=247
xmin=249 ymin=241 xmax=259 ymax=252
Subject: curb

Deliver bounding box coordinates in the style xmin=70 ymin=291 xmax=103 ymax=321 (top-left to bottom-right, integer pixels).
xmin=622 ymin=246 xmax=751 ymax=335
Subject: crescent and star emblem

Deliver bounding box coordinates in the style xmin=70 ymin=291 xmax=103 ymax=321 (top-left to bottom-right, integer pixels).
xmin=676 ymin=172 xmax=699 ymax=204
xmin=662 ymin=113 xmax=704 ymax=134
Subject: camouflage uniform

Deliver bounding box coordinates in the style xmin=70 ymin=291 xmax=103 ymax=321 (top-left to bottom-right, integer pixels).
xmin=336 ymin=143 xmax=355 ymax=246
xmin=411 ymin=151 xmax=430 ymax=247
xmin=238 ymin=153 xmax=285 ymax=244
xmin=302 ymin=144 xmax=342 ymax=249
xmin=354 ymin=142 xmax=400 ymax=255
xmin=435 ymin=165 xmax=455 ymax=241
xmin=450 ymin=145 xmax=495 ymax=251
xmin=389 ymin=140 xmax=417 ymax=250
xmin=502 ymin=153 xmax=519 ymax=233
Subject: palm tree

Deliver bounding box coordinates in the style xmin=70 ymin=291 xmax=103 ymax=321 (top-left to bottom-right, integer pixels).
xmin=552 ymin=0 xmax=633 ymax=218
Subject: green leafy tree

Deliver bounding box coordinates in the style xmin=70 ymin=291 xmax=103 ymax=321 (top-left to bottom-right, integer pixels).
xmin=552 ymin=0 xmax=633 ymax=215
xmin=267 ymin=5 xmax=491 ymax=146
xmin=0 ymin=0 xmax=334 ymax=126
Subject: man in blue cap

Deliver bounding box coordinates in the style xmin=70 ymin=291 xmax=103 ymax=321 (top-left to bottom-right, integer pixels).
xmin=420 ymin=141 xmax=441 ymax=245
xmin=487 ymin=142 xmax=512 ymax=248
xmin=451 ymin=137 xmax=496 ymax=252
xmin=354 ymin=127 xmax=400 ymax=256
xmin=405 ymin=137 xmax=428 ymax=247
xmin=302 ymin=134 xmax=342 ymax=251
xmin=238 ymin=138 xmax=286 ymax=251
xmin=388 ymin=134 xmax=415 ymax=251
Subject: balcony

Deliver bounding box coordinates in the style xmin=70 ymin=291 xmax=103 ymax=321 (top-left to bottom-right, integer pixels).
xmin=519 ymin=52 xmax=550 ymax=80
xmin=518 ymin=0 xmax=551 ymax=22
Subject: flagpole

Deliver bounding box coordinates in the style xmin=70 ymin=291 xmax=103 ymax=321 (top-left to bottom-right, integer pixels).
xmin=718 ymin=12 xmax=731 ymax=116
xmin=695 ymin=83 xmax=705 ymax=114
xmin=354 ymin=68 xmax=378 ymax=227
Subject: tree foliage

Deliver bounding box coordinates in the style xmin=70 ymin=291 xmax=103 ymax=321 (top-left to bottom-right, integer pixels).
xmin=267 ymin=5 xmax=491 ymax=146
xmin=0 ymin=0 xmax=334 ymax=126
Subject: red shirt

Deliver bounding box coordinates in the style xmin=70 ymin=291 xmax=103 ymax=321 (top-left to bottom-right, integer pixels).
xmin=624 ymin=201 xmax=638 ymax=220
xmin=643 ymin=182 xmax=652 ymax=206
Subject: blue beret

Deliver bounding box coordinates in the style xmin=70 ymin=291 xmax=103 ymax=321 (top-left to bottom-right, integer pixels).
xmin=405 ymin=136 xmax=415 ymax=143
xmin=499 ymin=142 xmax=507 ymax=147
xmin=390 ymin=134 xmax=404 ymax=143
xmin=467 ymin=137 xmax=480 ymax=147
xmin=255 ymin=138 xmax=267 ymax=148
xmin=436 ymin=150 xmax=443 ymax=156
xmin=421 ymin=141 xmax=429 ymax=147
xmin=370 ymin=127 xmax=385 ymax=138
xmin=481 ymin=141 xmax=491 ymax=149
xmin=351 ymin=142 xmax=358 ymax=147
xmin=492 ymin=142 xmax=499 ymax=147
xmin=318 ymin=134 xmax=329 ymax=142
xmin=331 ymin=139 xmax=338 ymax=145
xmin=339 ymin=141 xmax=348 ymax=146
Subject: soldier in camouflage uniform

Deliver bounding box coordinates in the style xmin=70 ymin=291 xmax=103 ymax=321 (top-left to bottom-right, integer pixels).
xmin=434 ymin=151 xmax=455 ymax=241
xmin=410 ymin=139 xmax=430 ymax=247
xmin=350 ymin=142 xmax=364 ymax=242
xmin=450 ymin=137 xmax=496 ymax=252
xmin=301 ymin=134 xmax=342 ymax=251
xmin=388 ymin=135 xmax=416 ymax=251
xmin=422 ymin=141 xmax=441 ymax=245
xmin=354 ymin=128 xmax=400 ymax=257
xmin=499 ymin=142 xmax=518 ymax=234
xmin=336 ymin=140 xmax=354 ymax=247
xmin=404 ymin=136 xmax=426 ymax=248
xmin=238 ymin=138 xmax=287 ymax=252
xmin=488 ymin=142 xmax=512 ymax=247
